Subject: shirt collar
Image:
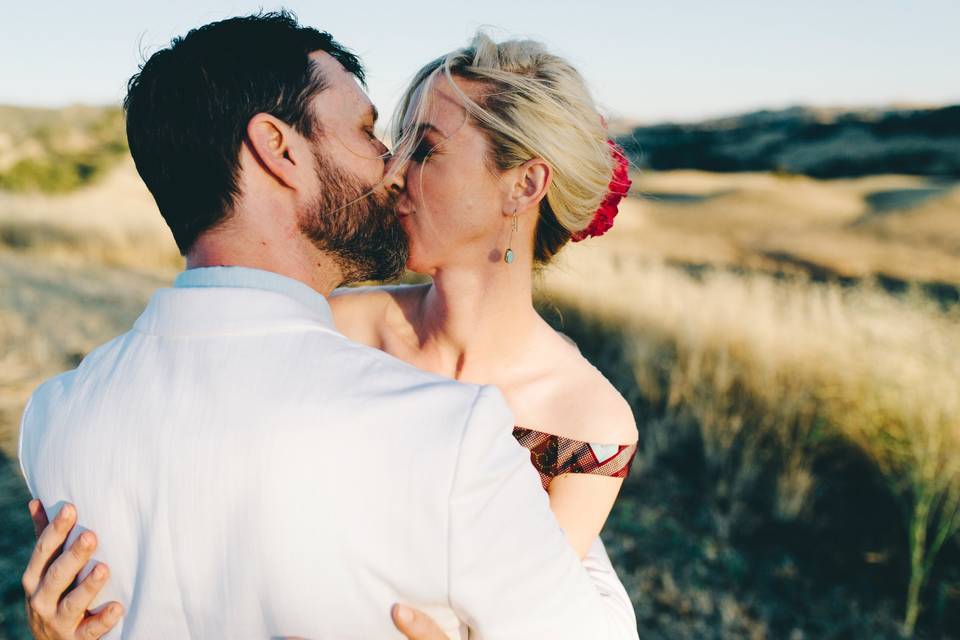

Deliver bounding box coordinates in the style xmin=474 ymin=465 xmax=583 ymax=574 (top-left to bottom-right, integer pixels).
xmin=174 ymin=266 xmax=335 ymax=328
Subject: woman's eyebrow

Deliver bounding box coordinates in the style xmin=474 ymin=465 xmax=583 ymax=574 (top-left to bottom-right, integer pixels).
xmin=397 ymin=121 xmax=447 ymax=149
xmin=412 ymin=122 xmax=444 ymax=139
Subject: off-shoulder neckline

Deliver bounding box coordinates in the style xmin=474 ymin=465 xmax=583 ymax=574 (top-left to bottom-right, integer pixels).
xmin=512 ymin=425 xmax=637 ymax=448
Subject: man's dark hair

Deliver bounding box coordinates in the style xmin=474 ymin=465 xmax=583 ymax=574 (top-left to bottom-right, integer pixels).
xmin=124 ymin=10 xmax=364 ymax=254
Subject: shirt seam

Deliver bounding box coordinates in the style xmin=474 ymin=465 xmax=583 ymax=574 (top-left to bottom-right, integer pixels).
xmin=446 ymin=383 xmax=486 ymax=619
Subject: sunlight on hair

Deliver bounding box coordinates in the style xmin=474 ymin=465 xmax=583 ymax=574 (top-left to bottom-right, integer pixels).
xmin=389 ymin=31 xmax=626 ymax=263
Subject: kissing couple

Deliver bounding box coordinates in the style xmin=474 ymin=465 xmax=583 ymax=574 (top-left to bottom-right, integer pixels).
xmin=19 ymin=10 xmax=639 ymax=639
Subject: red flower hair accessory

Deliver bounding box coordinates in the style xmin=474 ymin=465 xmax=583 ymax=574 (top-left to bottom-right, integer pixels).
xmin=571 ymin=140 xmax=632 ymax=242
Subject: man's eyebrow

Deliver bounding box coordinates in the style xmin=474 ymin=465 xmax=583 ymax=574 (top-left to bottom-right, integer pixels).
xmin=367 ymin=105 xmax=379 ymax=125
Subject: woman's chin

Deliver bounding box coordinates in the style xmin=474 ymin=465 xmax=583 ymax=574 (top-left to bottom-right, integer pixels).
xmin=405 ymin=248 xmax=444 ymax=277
xmin=404 ymin=258 xmax=432 ymax=276
xmin=404 ymin=242 xmax=432 ymax=274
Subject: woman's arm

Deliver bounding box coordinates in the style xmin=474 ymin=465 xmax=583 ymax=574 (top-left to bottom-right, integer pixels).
xmin=543 ymin=373 xmax=638 ymax=559
xmin=548 ymin=474 xmax=626 ymax=558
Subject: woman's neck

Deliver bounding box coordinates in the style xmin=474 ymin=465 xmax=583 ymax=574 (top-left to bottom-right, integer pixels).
xmin=415 ymin=261 xmax=541 ymax=382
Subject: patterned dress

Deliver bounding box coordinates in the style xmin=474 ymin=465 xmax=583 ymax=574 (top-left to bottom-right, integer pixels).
xmin=512 ymin=427 xmax=638 ymax=490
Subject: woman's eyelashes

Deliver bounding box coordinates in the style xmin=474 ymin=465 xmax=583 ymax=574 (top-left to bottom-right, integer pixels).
xmin=411 ymin=140 xmax=438 ymax=163
xmin=411 ymin=143 xmax=429 ymax=162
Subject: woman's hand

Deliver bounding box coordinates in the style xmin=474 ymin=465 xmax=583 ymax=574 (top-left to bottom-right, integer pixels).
xmin=21 ymin=501 xmax=123 ymax=640
xmin=391 ymin=604 xmax=449 ymax=639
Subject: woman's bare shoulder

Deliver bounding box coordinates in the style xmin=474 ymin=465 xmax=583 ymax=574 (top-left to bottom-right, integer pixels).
xmin=545 ymin=332 xmax=638 ymax=445
xmin=329 ymin=284 xmax=429 ymax=346
xmin=567 ymin=365 xmax=637 ymax=445
xmin=329 ymin=283 xmax=428 ymax=306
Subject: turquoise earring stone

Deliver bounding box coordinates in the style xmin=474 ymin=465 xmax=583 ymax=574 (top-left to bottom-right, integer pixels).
xmin=504 ymin=248 xmax=515 ymax=264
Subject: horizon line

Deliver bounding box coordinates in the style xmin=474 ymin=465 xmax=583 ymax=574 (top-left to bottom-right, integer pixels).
xmin=1 ymin=99 xmax=958 ymax=129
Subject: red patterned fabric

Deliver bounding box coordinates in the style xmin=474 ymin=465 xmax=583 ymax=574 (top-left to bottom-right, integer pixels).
xmin=512 ymin=426 xmax=638 ymax=490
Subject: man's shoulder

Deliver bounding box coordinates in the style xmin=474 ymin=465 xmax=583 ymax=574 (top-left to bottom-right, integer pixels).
xmin=18 ymin=332 xmax=131 ymax=487
xmin=25 ymin=331 xmax=131 ymax=412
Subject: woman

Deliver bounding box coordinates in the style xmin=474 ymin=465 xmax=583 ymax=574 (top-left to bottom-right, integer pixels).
xmin=332 ymin=32 xmax=638 ymax=558
xmin=23 ymin=32 xmax=639 ymax=636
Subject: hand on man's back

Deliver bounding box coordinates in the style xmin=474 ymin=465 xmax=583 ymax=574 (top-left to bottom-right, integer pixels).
xmin=22 ymin=501 xmax=448 ymax=640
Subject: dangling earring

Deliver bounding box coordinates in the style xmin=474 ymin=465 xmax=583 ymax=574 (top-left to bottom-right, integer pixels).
xmin=504 ymin=211 xmax=519 ymax=264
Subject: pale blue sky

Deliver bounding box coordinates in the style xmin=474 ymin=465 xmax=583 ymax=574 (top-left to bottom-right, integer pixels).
xmin=2 ymin=0 xmax=958 ymax=123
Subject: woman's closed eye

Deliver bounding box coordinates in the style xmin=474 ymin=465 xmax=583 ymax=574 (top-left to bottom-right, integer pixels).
xmin=411 ymin=141 xmax=436 ymax=163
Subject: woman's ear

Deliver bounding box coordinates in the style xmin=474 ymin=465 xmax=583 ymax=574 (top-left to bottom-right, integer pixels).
xmin=244 ymin=113 xmax=307 ymax=191
xmin=507 ymin=158 xmax=552 ymax=215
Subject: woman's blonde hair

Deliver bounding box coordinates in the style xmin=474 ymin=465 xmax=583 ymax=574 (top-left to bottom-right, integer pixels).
xmin=390 ymin=32 xmax=615 ymax=264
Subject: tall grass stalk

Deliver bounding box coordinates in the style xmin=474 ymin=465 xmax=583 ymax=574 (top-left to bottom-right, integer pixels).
xmin=844 ymin=379 xmax=960 ymax=635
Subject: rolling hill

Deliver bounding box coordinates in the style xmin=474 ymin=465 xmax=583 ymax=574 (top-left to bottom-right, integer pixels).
xmin=618 ymin=104 xmax=960 ymax=178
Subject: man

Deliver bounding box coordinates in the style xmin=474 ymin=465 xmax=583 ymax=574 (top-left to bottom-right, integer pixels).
xmin=19 ymin=11 xmax=637 ymax=639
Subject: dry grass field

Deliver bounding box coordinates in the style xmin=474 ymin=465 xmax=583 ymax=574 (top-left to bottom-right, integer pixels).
xmin=1 ymin=159 xmax=958 ymax=638
xmin=602 ymin=171 xmax=960 ymax=291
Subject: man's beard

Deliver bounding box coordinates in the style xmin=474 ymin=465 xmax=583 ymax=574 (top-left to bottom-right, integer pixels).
xmin=298 ymin=149 xmax=409 ymax=286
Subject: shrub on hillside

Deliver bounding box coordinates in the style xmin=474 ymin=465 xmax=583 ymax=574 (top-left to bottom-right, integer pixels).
xmin=0 ymin=108 xmax=127 ymax=193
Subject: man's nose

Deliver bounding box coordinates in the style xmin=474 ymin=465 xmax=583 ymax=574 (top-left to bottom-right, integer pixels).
xmin=383 ymin=151 xmax=406 ymax=194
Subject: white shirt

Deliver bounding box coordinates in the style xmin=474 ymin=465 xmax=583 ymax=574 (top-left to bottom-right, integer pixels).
xmin=19 ymin=267 xmax=637 ymax=639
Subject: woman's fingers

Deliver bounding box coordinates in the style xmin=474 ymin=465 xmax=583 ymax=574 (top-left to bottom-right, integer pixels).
xmin=35 ymin=530 xmax=99 ymax=614
xmin=391 ymin=604 xmax=449 ymax=640
xmin=75 ymin=602 xmax=124 ymax=640
xmin=58 ymin=562 xmax=110 ymax=625
xmin=22 ymin=504 xmax=123 ymax=640
xmin=22 ymin=503 xmax=75 ymax=596
xmin=28 ymin=500 xmax=50 ymax=539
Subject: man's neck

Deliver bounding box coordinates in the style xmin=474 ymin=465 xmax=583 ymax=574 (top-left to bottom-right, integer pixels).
xmin=186 ymin=233 xmax=343 ymax=297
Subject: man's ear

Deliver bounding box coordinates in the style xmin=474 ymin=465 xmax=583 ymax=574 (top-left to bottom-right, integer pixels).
xmin=507 ymin=158 xmax=552 ymax=216
xmin=245 ymin=113 xmax=307 ymax=191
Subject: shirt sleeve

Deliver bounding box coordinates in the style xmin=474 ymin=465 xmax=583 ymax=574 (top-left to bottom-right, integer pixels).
xmin=581 ymin=536 xmax=638 ymax=635
xmin=447 ymin=385 xmax=639 ymax=640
